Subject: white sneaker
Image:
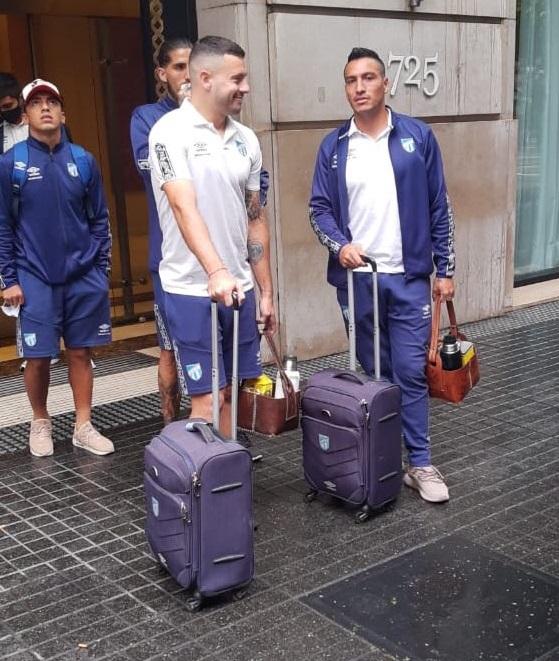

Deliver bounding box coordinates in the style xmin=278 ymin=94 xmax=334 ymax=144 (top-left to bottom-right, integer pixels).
xmin=29 ymin=418 xmax=54 ymax=457
xmin=72 ymin=421 xmax=114 ymax=456
xmin=404 ymin=465 xmax=449 ymax=503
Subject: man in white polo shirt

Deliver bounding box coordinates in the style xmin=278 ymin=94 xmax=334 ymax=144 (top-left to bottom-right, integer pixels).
xmin=149 ymin=35 xmax=276 ymax=436
xmin=310 ymin=47 xmax=455 ymax=503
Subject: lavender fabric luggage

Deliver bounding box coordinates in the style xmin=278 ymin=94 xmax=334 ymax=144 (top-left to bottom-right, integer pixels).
xmin=301 ymin=258 xmax=402 ymax=523
xmin=144 ymin=298 xmax=254 ymax=610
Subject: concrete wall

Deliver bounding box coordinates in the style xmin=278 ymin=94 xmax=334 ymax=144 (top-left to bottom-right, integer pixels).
xmin=197 ymin=0 xmax=518 ymax=359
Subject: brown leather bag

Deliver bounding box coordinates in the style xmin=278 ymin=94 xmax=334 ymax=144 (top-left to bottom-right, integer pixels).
xmin=426 ymin=297 xmax=480 ymax=404
xmin=237 ymin=335 xmax=300 ymax=436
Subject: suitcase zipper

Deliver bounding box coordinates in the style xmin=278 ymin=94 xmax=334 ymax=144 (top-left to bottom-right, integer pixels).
xmin=192 ymin=472 xmax=201 ymax=497
xmin=180 ymin=501 xmax=191 ymax=524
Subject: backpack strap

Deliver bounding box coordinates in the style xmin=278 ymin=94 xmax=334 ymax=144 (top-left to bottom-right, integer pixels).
xmin=69 ymin=143 xmax=94 ymax=221
xmin=11 ymin=140 xmax=28 ymax=219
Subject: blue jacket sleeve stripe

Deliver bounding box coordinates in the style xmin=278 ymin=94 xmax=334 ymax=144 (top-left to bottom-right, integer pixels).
xmin=425 ymin=128 xmax=455 ymax=278
xmin=309 ymin=135 xmax=349 ymax=256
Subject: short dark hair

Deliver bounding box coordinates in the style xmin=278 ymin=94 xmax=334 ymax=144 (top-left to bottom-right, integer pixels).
xmin=0 ymin=72 xmax=21 ymax=100
xmin=345 ymin=47 xmax=386 ymax=77
xmin=157 ymin=38 xmax=193 ymax=67
xmin=189 ymin=35 xmax=245 ymax=70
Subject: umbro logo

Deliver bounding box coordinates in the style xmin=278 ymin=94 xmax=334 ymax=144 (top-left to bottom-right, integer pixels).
xmin=27 ymin=166 xmax=42 ymax=181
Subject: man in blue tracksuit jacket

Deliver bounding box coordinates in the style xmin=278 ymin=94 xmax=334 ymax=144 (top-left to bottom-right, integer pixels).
xmin=130 ymin=38 xmax=193 ymax=425
xmin=0 ymin=79 xmax=113 ymax=458
xmin=131 ymin=38 xmax=271 ymax=425
xmin=310 ymin=48 xmax=455 ymax=503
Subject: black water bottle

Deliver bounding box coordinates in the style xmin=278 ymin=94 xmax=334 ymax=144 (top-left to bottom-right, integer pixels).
xmin=440 ymin=335 xmax=461 ymax=370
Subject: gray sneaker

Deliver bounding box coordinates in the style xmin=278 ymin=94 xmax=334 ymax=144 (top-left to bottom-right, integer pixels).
xmin=72 ymin=421 xmax=114 ymax=456
xmin=404 ymin=465 xmax=449 ymax=503
xmin=29 ymin=418 xmax=54 ymax=457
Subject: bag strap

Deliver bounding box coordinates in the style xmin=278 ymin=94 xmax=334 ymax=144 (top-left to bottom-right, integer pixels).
xmin=69 ymin=143 xmax=94 ymax=221
xmin=428 ymin=297 xmax=460 ymax=365
xmin=10 ymin=141 xmax=94 ymax=221
xmin=264 ymin=334 xmax=298 ymax=421
xmin=11 ymin=141 xmax=28 ymax=219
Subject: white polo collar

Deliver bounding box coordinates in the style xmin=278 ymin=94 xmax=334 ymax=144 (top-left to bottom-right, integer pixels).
xmin=181 ymin=100 xmax=238 ymax=141
xmin=348 ymin=108 xmax=393 ymax=141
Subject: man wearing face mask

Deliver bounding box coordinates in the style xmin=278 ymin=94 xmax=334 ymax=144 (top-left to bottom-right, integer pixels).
xmin=0 ymin=73 xmax=28 ymax=154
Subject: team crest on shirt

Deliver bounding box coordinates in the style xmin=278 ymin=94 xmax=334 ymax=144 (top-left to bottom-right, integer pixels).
xmin=186 ymin=363 xmax=203 ymax=381
xmin=67 ymin=162 xmax=79 ymax=177
xmin=24 ymin=333 xmax=37 ymax=347
xmin=400 ymin=137 xmax=416 ymax=153
xmin=155 ymin=143 xmax=175 ymax=181
xmin=235 ymin=139 xmax=247 ymax=157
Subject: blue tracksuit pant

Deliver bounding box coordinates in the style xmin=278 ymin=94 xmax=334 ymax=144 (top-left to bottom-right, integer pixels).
xmin=337 ymin=273 xmax=432 ymax=467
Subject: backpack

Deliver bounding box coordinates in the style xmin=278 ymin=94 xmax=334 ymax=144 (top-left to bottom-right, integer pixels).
xmin=11 ymin=140 xmax=94 ymax=220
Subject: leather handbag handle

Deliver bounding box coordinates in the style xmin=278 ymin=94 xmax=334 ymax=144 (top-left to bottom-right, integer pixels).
xmin=429 ymin=297 xmax=460 ymax=365
xmin=264 ymin=334 xmax=298 ymax=421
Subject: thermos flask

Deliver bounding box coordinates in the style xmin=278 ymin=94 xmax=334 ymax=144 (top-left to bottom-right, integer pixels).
xmin=440 ymin=335 xmax=461 ymax=370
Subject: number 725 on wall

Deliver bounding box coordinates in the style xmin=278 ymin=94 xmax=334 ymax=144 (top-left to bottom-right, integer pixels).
xmin=387 ymin=52 xmax=440 ymax=97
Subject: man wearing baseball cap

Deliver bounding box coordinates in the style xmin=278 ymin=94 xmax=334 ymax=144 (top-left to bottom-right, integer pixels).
xmin=0 ymin=79 xmax=114 ymax=457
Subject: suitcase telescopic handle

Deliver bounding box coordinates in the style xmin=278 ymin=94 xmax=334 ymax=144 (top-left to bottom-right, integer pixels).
xmin=211 ymin=291 xmax=241 ymax=440
xmin=348 ymin=256 xmax=380 ymax=380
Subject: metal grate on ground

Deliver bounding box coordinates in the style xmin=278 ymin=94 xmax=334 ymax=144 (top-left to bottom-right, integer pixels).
xmin=0 ymin=393 xmax=162 ymax=455
xmin=456 ymin=299 xmax=559 ymax=339
xmin=0 ymin=352 xmax=158 ymax=399
xmin=1 ymin=300 xmax=558 ymax=456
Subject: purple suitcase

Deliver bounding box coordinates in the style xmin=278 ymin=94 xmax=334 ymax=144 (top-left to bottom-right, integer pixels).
xmin=301 ymin=258 xmax=402 ymax=522
xmin=143 ymin=298 xmax=254 ymax=610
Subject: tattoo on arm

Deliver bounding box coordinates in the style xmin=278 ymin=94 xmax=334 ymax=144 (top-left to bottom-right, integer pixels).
xmin=248 ymin=241 xmax=264 ymax=264
xmin=245 ymin=190 xmax=262 ymax=222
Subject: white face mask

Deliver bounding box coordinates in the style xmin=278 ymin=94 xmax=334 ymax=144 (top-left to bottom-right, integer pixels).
xmin=1 ymin=303 xmax=20 ymax=317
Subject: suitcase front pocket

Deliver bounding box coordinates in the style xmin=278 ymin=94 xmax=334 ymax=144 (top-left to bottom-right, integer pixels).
xmin=302 ymin=417 xmax=365 ymax=504
xmin=143 ymin=472 xmax=193 ymax=588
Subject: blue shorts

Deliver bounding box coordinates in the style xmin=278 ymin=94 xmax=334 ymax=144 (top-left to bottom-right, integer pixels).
xmin=16 ymin=267 xmax=111 ymax=359
xmin=164 ymin=289 xmax=262 ymax=396
xmin=152 ymin=271 xmax=173 ymax=351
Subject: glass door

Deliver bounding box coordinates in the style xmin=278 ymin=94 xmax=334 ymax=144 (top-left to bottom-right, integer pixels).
xmin=515 ymin=0 xmax=559 ymax=285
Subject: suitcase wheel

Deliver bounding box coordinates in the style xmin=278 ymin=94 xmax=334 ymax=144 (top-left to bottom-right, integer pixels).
xmin=354 ymin=505 xmax=371 ymax=524
xmin=305 ymin=490 xmax=318 ymax=503
xmin=185 ymin=591 xmax=202 ymax=613
xmin=232 ymin=587 xmax=248 ymax=602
